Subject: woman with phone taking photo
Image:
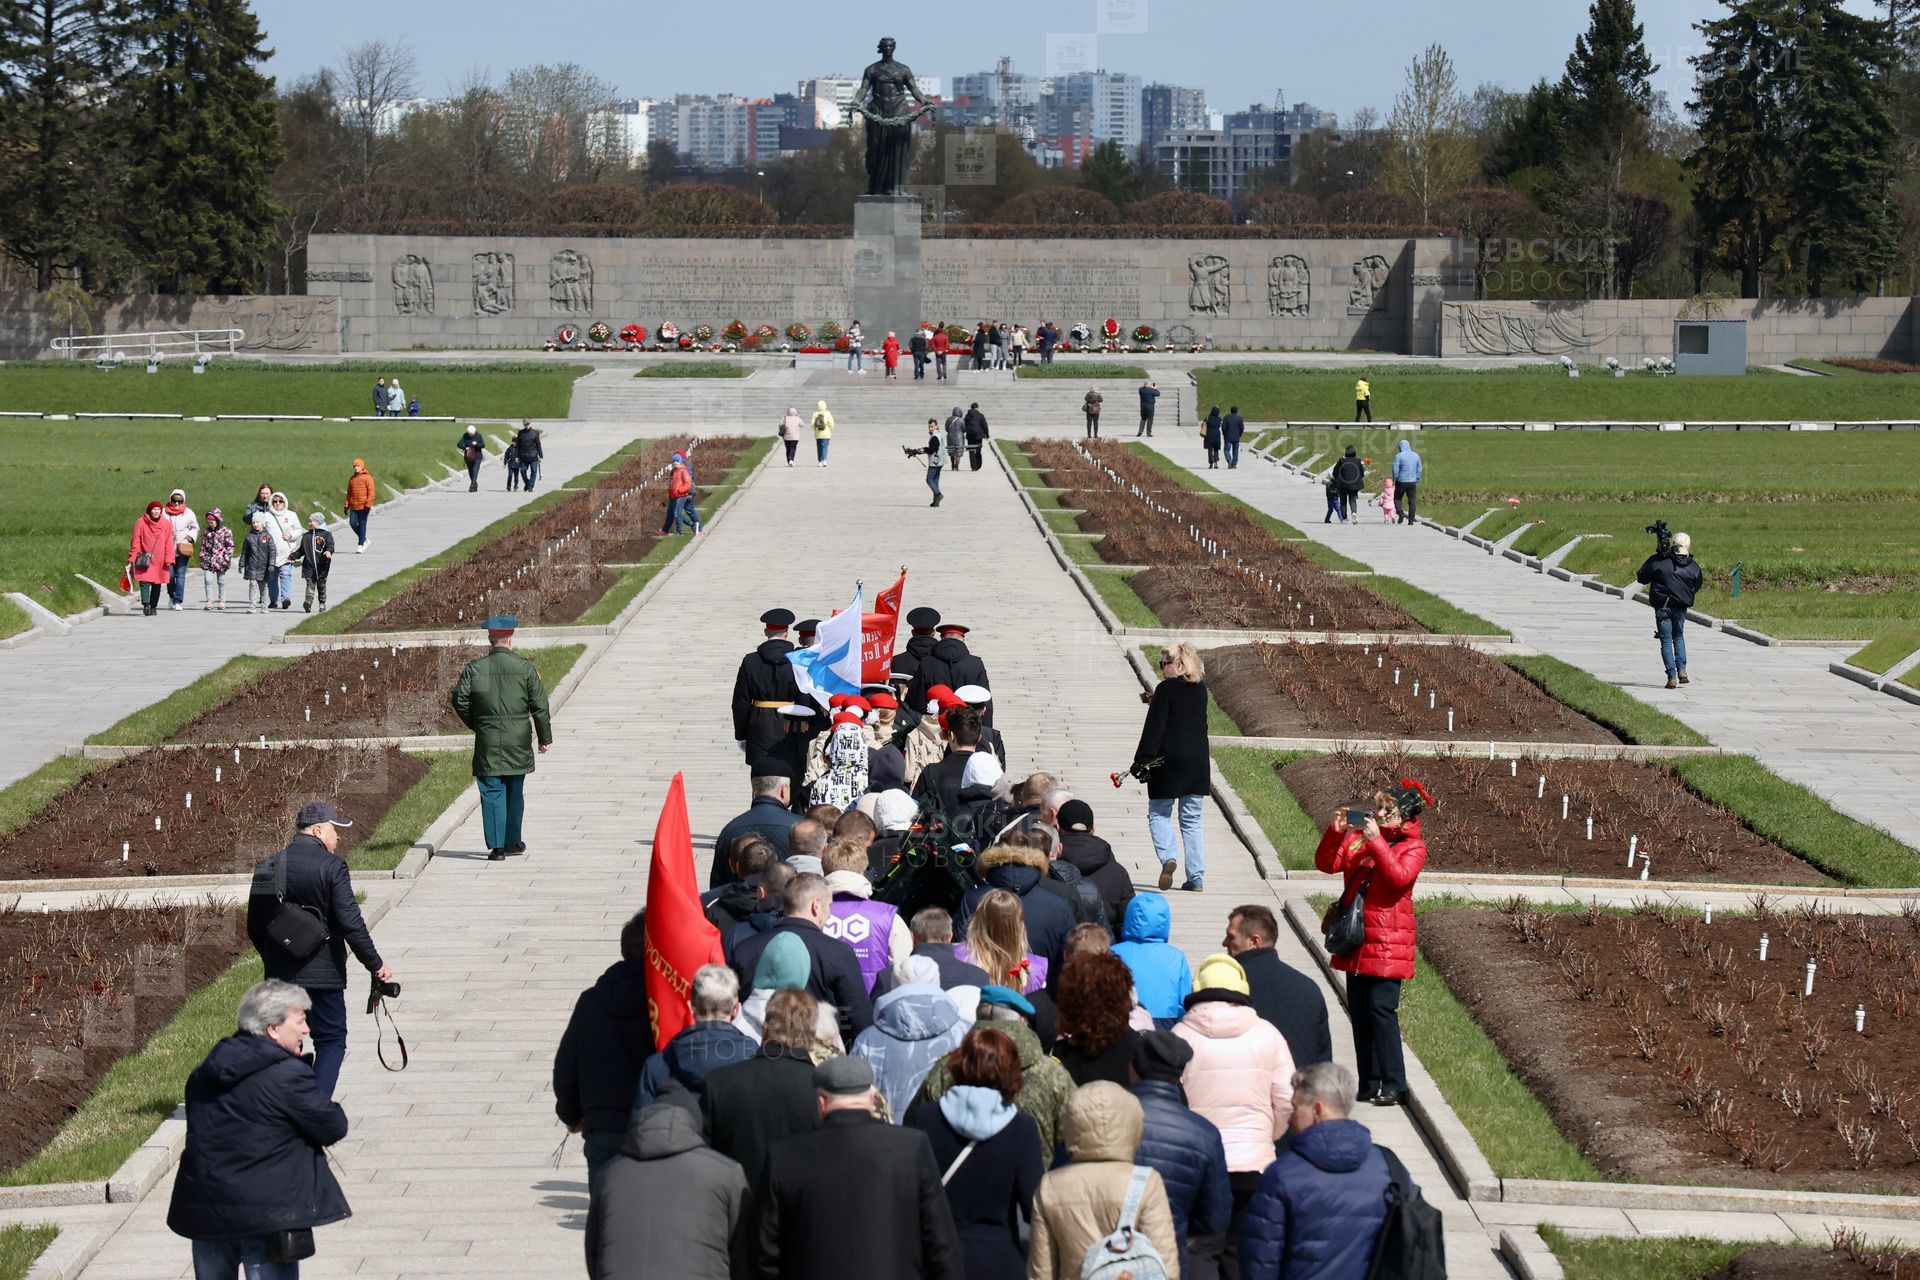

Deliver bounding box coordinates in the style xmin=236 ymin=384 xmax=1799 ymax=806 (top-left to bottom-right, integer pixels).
xmin=1314 ymin=780 xmax=1431 ymax=1107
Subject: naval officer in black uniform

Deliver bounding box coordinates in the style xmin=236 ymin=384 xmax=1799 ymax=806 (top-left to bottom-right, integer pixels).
xmin=731 ymin=608 xmax=803 ymax=766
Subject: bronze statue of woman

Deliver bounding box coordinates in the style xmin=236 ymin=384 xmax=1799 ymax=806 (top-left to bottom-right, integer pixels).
xmin=852 ymin=36 xmax=933 ymax=197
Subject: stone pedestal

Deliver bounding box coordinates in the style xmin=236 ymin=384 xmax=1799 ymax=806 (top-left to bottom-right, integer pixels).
xmin=851 ymin=196 xmax=923 ymax=348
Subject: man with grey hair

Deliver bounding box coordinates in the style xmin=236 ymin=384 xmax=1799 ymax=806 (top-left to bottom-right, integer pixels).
xmin=730 ymin=871 xmax=874 ymax=1037
xmin=869 ymin=906 xmax=991 ymax=1001
xmin=634 ymin=964 xmax=754 ymax=1108
xmin=167 ymin=980 xmax=352 ymax=1273
xmin=246 ymin=800 xmax=392 ymax=1100
xmin=784 ymin=817 xmax=828 ymax=876
xmin=1238 ymin=1061 xmax=1408 ymax=1278
xmin=710 ymin=761 xmax=801 ymax=889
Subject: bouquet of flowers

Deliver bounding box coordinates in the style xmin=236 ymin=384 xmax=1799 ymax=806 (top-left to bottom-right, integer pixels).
xmin=753 ymin=324 xmax=778 ymax=345
xmin=818 ymin=320 xmax=845 ymax=342
xmin=587 ymin=321 xmax=613 ymax=345
xmin=786 ymin=322 xmax=813 ymax=343
xmin=945 ymin=323 xmax=970 ymax=344
xmin=693 ymin=323 xmax=716 ymax=343
xmin=721 ymin=320 xmax=749 ymax=343
xmin=618 ymin=323 xmax=647 ymax=347
xmin=658 ymin=321 xmax=680 ymax=344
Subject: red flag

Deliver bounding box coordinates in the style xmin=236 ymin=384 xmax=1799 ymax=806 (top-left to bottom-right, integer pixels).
xmin=643 ymin=772 xmax=723 ymax=1048
xmin=861 ymin=570 xmax=907 ymax=684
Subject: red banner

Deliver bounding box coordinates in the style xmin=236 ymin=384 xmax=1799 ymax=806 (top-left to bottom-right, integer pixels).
xmin=643 ymin=772 xmax=723 ymax=1048
xmin=861 ymin=570 xmax=907 ymax=684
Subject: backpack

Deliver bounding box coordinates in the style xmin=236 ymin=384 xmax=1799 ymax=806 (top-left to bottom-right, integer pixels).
xmin=1336 ymin=457 xmax=1363 ymax=488
xmin=1078 ymin=1165 xmax=1169 ymax=1280
xmin=1365 ymin=1146 xmax=1447 ymax=1280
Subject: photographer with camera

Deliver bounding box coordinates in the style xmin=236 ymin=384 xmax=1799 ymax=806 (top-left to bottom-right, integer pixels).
xmin=906 ymin=419 xmax=945 ymax=507
xmin=1636 ymin=522 xmax=1702 ymax=689
xmin=247 ymin=801 xmax=395 ymax=1100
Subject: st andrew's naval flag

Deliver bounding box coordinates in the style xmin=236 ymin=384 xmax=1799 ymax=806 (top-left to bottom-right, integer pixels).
xmin=787 ymin=585 xmax=864 ymax=709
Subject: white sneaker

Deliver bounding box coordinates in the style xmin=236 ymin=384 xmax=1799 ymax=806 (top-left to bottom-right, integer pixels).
xmin=170 ymin=602 xmax=183 ymax=611
xmin=356 ymin=544 xmax=366 ymax=554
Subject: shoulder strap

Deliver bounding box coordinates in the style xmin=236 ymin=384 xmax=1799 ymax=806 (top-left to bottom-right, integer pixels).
xmin=941 ymin=1140 xmax=979 ymax=1186
xmin=1116 ymin=1164 xmax=1151 ymax=1232
xmin=1376 ymin=1143 xmax=1412 ymax=1194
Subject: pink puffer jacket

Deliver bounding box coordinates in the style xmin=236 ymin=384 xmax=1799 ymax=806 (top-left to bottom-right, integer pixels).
xmin=1172 ymin=997 xmax=1295 ymax=1172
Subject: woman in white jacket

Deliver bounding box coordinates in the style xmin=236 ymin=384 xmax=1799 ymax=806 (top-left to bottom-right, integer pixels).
xmin=265 ymin=491 xmax=303 ymax=610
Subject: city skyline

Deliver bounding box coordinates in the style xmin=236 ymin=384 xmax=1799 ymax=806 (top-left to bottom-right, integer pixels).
xmin=249 ymin=0 xmax=1887 ymax=124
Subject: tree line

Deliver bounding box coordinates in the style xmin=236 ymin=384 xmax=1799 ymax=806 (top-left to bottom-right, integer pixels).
xmin=3 ymin=1 xmax=1915 ymax=301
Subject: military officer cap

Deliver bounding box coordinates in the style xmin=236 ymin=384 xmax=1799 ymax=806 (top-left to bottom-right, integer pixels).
xmin=760 ymin=608 xmax=795 ymax=629
xmin=482 ymin=613 xmax=519 ymax=633
xmin=796 ymin=619 xmax=820 ymax=637
xmin=937 ymin=622 xmax=971 ymax=636
xmin=905 ymin=606 xmax=941 ymax=631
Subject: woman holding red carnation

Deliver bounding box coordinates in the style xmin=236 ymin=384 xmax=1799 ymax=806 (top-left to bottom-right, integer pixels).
xmin=1313 ymin=779 xmax=1431 ymax=1107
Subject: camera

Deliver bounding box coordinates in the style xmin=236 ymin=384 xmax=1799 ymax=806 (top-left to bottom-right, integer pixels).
xmin=1345 ymin=807 xmax=1371 ymax=829
xmin=366 ymin=976 xmax=400 ymax=1013
xmin=1645 ymin=518 xmax=1672 ymax=554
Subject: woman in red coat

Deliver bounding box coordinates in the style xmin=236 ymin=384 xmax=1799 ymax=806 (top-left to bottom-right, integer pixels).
xmin=128 ymin=500 xmax=176 ymax=617
xmin=881 ymin=330 xmax=901 ymax=380
xmin=1313 ymin=779 xmax=1431 ymax=1107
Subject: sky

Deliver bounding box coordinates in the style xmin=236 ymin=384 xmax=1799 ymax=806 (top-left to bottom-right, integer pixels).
xmin=251 ymin=0 xmax=1883 ymax=121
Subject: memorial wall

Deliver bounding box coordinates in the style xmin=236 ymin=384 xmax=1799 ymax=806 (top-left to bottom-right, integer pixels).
xmin=1439 ymin=297 xmax=1920 ymax=364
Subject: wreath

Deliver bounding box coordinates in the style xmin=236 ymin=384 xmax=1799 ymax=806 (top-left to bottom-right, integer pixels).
xmin=752 ymin=324 xmax=778 ymax=344
xmin=586 ymin=321 xmax=613 ymax=345
xmin=658 ymin=321 xmax=680 ymax=342
xmin=721 ymin=320 xmax=749 ymax=343
xmin=618 ymin=323 xmax=646 ymax=346
xmin=945 ymin=323 xmax=970 ymax=344
xmin=1132 ymin=324 xmax=1155 ymax=344
xmin=786 ymin=322 xmax=813 ymax=342
xmin=818 ymin=320 xmax=844 ymax=342
xmin=693 ymin=324 xmax=716 ymax=343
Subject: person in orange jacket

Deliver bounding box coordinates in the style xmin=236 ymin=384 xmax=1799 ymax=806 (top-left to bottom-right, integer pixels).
xmin=660 ymin=451 xmax=702 ymax=536
xmin=343 ymin=459 xmax=376 ymax=553
xmin=128 ymin=500 xmax=176 ymax=616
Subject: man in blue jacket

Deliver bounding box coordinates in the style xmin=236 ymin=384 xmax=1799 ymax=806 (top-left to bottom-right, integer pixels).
xmin=1131 ymin=1031 xmax=1231 ymax=1276
xmin=1636 ymin=530 xmax=1703 ymax=689
xmin=1239 ymin=1062 xmax=1401 ymax=1280
xmin=1390 ymin=440 xmax=1423 ymax=525
xmin=634 ymin=964 xmax=757 ymax=1108
xmin=1222 ymin=406 xmax=1246 ymax=468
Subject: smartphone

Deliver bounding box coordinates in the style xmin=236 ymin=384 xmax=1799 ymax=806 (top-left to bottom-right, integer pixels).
xmin=1345 ymin=808 xmax=1371 ymax=829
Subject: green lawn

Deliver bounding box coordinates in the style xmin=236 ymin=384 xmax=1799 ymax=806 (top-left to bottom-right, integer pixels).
xmin=636 ymin=361 xmax=752 ymax=378
xmin=0 ymin=418 xmax=488 ymax=616
xmin=0 ymin=359 xmax=584 ymax=418
xmin=1541 ymin=1228 xmax=1753 ymax=1280
xmin=1269 ymin=426 xmax=1920 ymax=640
xmin=1848 ymin=627 xmax=1920 ymax=673
xmin=0 ymin=755 xmax=108 ymax=836
xmin=1673 ymin=754 xmax=1920 ymax=887
xmin=350 ymin=750 xmax=474 ymax=871
xmin=0 ymin=597 xmax=30 ymax=640
xmin=1198 ymin=363 xmax=1920 ymax=423
xmin=574 ymin=566 xmax=660 ymax=625
xmin=1083 ymin=569 xmax=1162 ymax=628
xmin=1017 ymin=362 xmax=1146 ymax=380
xmin=1353 ymin=575 xmax=1503 ymax=635
xmin=1500 ymin=654 xmax=1708 ymax=746
xmin=0 ymin=1225 xmax=57 ymax=1280
xmin=1214 ymin=746 xmax=1319 ymax=870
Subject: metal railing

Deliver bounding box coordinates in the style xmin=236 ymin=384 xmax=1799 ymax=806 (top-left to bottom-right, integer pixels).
xmin=50 ymin=327 xmax=246 ymax=360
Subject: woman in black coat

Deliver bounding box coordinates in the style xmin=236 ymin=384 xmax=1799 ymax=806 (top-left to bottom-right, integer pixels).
xmin=911 ymin=1028 xmax=1045 ymax=1280
xmin=1202 ymin=406 xmax=1223 ymax=469
xmin=1134 ymin=642 xmax=1212 ymax=892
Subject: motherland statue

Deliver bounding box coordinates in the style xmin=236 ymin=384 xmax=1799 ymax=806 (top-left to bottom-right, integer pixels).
xmin=851 ymin=36 xmax=934 ymax=197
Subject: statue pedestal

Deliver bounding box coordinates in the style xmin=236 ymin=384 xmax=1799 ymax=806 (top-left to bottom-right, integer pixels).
xmin=851 ymin=196 xmax=922 ymax=349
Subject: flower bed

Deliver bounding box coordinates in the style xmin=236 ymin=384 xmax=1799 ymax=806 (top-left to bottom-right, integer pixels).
xmin=1423 ymin=900 xmax=1920 ymax=1192
xmin=171 ymin=647 xmax=502 ymax=743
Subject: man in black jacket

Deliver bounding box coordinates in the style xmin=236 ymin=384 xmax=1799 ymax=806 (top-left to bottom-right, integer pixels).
xmin=1224 ymin=904 xmax=1333 ymax=1067
xmin=513 ymin=420 xmax=543 ymax=490
xmin=1138 ymin=380 xmax=1160 ymax=436
xmin=909 ymin=326 xmax=930 ymax=379
xmin=910 ymin=706 xmax=981 ymax=816
xmin=1222 ymin=405 xmax=1246 ymax=469
xmin=1331 ymin=445 xmax=1364 ymax=521
xmin=1056 ymin=800 xmax=1137 ymax=927
xmin=1637 ymin=530 xmax=1704 ymax=689
xmin=963 ymin=403 xmax=989 ymax=471
xmin=730 ymin=873 xmax=874 ymax=1036
xmin=732 ymin=609 xmax=802 ymax=768
xmin=710 ymin=767 xmax=801 ymax=888
xmin=895 ymin=607 xmax=941 ymax=684
xmin=907 ymin=624 xmax=989 ymax=723
xmin=756 ymin=1055 xmax=963 ymax=1280
xmin=246 ymin=801 xmax=391 ymax=1099
xmin=703 ymin=987 xmax=822 ymax=1190
xmin=553 ymin=909 xmax=656 ymax=1242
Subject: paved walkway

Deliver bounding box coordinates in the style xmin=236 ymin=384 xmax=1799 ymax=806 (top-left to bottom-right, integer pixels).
xmin=0 ymin=421 xmax=646 ymax=786
xmin=1142 ymin=436 xmax=1920 ymax=849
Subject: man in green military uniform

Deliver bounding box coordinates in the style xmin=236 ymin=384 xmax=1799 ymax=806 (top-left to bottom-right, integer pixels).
xmin=451 ymin=614 xmax=554 ymax=861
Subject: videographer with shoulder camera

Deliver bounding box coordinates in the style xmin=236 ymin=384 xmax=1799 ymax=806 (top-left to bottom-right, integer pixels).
xmin=907 ymin=419 xmax=945 ymax=507
xmin=247 ymin=801 xmax=395 ymax=1100
xmin=1636 ymin=523 xmax=1703 ymax=690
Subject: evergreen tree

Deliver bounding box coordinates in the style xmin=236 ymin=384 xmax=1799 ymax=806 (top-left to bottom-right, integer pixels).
xmin=0 ymin=0 xmax=131 ymax=289
xmin=1555 ymin=0 xmax=1657 ymax=297
xmin=118 ymin=0 xmax=282 ymax=293
xmin=1797 ymin=1 xmax=1900 ymax=294
xmin=1078 ymin=139 xmax=1141 ymax=206
xmin=1688 ymin=1 xmax=1799 ymax=297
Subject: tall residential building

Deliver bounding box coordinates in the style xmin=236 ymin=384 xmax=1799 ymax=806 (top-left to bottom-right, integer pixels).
xmin=589 ymin=98 xmax=655 ymax=166
xmin=1040 ymin=70 xmax=1141 ymax=157
xmin=797 ymin=76 xmax=860 ymax=128
xmin=1224 ymin=101 xmax=1337 ymax=135
xmin=949 ymin=58 xmax=1043 ymax=130
xmin=1140 ymin=83 xmax=1207 ymax=153
xmin=1153 ymin=126 xmax=1293 ymax=202
xmin=648 ymin=94 xmax=752 ymax=169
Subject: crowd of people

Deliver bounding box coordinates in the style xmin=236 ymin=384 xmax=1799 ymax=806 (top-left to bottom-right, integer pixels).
xmin=844 ymin=320 xmax=1070 ymax=380
xmin=127 ymin=477 xmax=366 ymax=616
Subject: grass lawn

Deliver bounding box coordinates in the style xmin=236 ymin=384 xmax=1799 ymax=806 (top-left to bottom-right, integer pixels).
xmin=1500 ymin=654 xmax=1708 ymax=746
xmin=0 ymin=359 xmax=584 ymax=418
xmin=0 ymin=755 xmax=108 ymax=836
xmin=0 ymin=418 xmax=490 ymax=616
xmin=0 ymin=1225 xmax=57 ymax=1280
xmin=1017 ymin=362 xmax=1146 ymax=380
xmin=1673 ymin=754 xmax=1920 ymax=887
xmin=0 ymin=597 xmax=31 ymax=640
xmin=1266 ymin=426 xmax=1920 ymax=640
xmin=575 ymin=566 xmax=660 ymax=626
xmin=1197 ymin=363 xmax=1920 ymax=424
xmin=1213 ymin=746 xmax=1318 ymax=870
xmin=1083 ymin=569 xmax=1162 ymax=629
xmin=1541 ymin=1227 xmax=1752 ymax=1280
xmin=1120 ymin=443 xmax=1310 ymax=541
xmin=636 ymin=362 xmax=752 ymax=378
xmin=1848 ymin=627 xmax=1920 ymax=673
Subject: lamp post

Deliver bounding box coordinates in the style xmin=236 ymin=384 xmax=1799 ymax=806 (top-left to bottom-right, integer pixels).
xmin=757 ymin=170 xmax=765 ymax=206
xmin=1344 ymin=169 xmax=1355 ymax=222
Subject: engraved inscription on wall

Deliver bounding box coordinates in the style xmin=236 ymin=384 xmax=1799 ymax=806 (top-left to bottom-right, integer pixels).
xmin=922 ymin=254 xmax=1142 ymax=319
xmin=308 ymin=269 xmax=373 ymax=283
xmin=391 ymin=255 xmax=433 ymax=315
xmin=473 ymin=252 xmax=515 ymax=315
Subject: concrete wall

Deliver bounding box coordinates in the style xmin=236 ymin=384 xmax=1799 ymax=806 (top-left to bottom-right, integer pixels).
xmin=303 ymin=232 xmax=1478 ymax=354
xmin=0 ymin=292 xmax=340 ymax=361
xmin=1440 ymin=297 xmax=1918 ymax=365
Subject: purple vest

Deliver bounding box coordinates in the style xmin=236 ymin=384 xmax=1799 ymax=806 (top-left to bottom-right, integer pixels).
xmin=825 ymin=894 xmax=899 ymax=991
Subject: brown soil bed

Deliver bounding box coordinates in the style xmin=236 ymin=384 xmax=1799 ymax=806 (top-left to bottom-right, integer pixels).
xmin=1703 ymin=1249 xmax=1878 ymax=1280
xmin=1208 ymin=641 xmax=1619 ymax=744
xmin=1423 ymin=902 xmax=1920 ymax=1192
xmin=0 ymin=746 xmax=428 ymax=879
xmin=0 ymin=900 xmax=249 ymax=1174
xmin=353 ymin=436 xmax=744 ymax=631
xmin=1026 ymin=439 xmax=1421 ymax=633
xmin=1277 ymin=751 xmax=1830 ymax=884
xmin=173 ymin=646 xmax=491 ymax=742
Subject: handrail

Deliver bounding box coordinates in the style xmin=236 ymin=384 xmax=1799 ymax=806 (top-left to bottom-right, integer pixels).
xmin=49 ymin=328 xmax=246 ymax=359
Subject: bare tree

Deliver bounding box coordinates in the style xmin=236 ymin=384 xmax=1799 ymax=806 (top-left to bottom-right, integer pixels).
xmin=501 ymin=62 xmax=618 ymax=190
xmin=337 ymin=39 xmax=418 ymax=186
xmin=1381 ymin=44 xmax=1478 ymax=222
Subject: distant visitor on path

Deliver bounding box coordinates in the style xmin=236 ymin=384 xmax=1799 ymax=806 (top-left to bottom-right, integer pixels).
xmin=1354 ymin=376 xmax=1372 ymax=422
xmin=909 ymin=419 xmax=945 ymax=507
xmin=1332 ymin=446 xmax=1364 ymax=521
xmin=343 ymin=459 xmax=375 ymax=551
xmin=1138 ymin=380 xmax=1159 ymax=437
xmin=514 ymin=421 xmax=543 ymax=491
xmin=1222 ymin=406 xmax=1246 ymax=469
xmin=372 ymin=376 xmax=389 ymax=417
xmin=451 ymin=614 xmax=554 ymax=861
xmin=779 ymin=406 xmax=805 ymax=466
xmin=811 ymin=401 xmax=835 ymax=465
xmin=457 ymin=425 xmax=485 ymax=492
xmin=847 ymin=321 xmax=865 ymax=373
xmin=884 ymin=330 xmax=902 ymax=380
xmin=1082 ymin=387 xmax=1103 ymax=439
xmin=164 ymin=487 xmax=199 ymax=610
xmin=963 ymin=402 xmax=989 ymax=471
xmin=1390 ymin=439 xmax=1422 ymax=525
xmin=1637 ymin=529 xmax=1702 ymax=689
xmin=1203 ymin=406 xmax=1223 ymax=469
xmin=127 ymin=498 xmax=174 ymax=616
xmin=296 ymin=512 xmax=334 ymax=614
xmin=1134 ymin=642 xmax=1211 ymax=892
xmin=199 ymin=508 xmax=234 ymax=611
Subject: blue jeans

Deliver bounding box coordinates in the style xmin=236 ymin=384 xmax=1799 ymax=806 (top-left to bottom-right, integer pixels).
xmin=477 ymin=774 xmax=526 ymax=850
xmin=816 ymin=439 xmax=830 ymax=463
xmin=1655 ymin=603 xmax=1689 ymax=679
xmin=305 ymin=986 xmax=348 ymax=1099
xmin=1224 ymin=440 xmax=1240 ymax=467
xmin=926 ymin=466 xmax=942 ymax=497
xmin=521 ymin=458 xmax=539 ymax=490
xmin=169 ymin=554 xmax=190 ymax=605
xmin=847 ymin=348 xmax=862 ymax=371
xmin=346 ymin=508 xmax=369 ymax=546
xmin=1148 ymin=795 xmax=1206 ymax=881
xmin=192 ymin=1237 xmax=300 ymax=1279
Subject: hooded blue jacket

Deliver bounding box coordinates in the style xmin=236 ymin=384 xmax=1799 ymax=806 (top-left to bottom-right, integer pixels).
xmin=1391 ymin=440 xmax=1422 ymax=484
xmin=1238 ymin=1117 xmax=1393 ymax=1280
xmin=852 ymin=984 xmax=967 ymax=1120
xmin=1111 ymin=895 xmax=1194 ymax=1021
xmin=634 ymin=1018 xmax=759 ymax=1109
xmin=1132 ymin=1079 xmax=1231 ymax=1267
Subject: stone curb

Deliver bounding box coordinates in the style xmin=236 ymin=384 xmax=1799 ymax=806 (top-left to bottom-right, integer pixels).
xmin=1831 ymin=661 xmax=1920 ymax=707
xmin=1209 ymin=735 xmax=1720 ymax=760
xmin=1279 ymin=899 xmax=1503 ymax=1202
xmin=0 ymin=1182 xmax=107 ymax=1211
xmin=1502 ymin=1177 xmax=1920 ymax=1219
xmin=1497 ymin=1227 xmax=1565 ymax=1280
xmin=23 ymin=1222 xmax=113 ymax=1280
xmin=106 ymin=1114 xmax=186 ymax=1203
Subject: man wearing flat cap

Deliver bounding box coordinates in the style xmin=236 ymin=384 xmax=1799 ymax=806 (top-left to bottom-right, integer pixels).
xmin=451 ymin=614 xmax=554 ymax=860
xmin=246 ymin=800 xmax=394 ymax=1098
xmin=733 ymin=608 xmax=806 ymax=768
xmin=756 ymin=1054 xmax=963 ymax=1280
xmin=907 ymin=622 xmax=990 ymax=725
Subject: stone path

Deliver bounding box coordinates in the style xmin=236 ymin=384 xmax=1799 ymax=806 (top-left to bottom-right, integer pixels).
xmin=0 ymin=421 xmax=642 ymax=787
xmin=1142 ymin=436 xmax=1920 ymax=850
